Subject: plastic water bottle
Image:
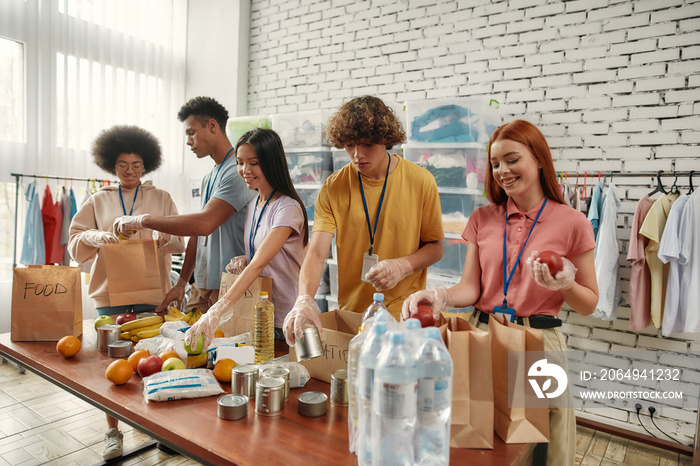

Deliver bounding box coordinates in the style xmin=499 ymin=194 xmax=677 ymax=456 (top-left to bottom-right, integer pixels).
xmin=371 ymin=331 xmax=417 ymax=466
xmin=356 ymin=321 xmax=388 ymax=465
xmin=362 ymin=293 xmax=395 ymax=323
xmin=253 ymin=291 xmax=275 ymax=364
xmin=404 ymin=318 xmax=423 ymax=355
xmin=414 ymin=327 xmax=452 ymax=466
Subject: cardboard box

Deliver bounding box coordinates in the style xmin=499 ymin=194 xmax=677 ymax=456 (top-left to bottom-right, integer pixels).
xmin=289 ymin=309 xmax=363 ymax=383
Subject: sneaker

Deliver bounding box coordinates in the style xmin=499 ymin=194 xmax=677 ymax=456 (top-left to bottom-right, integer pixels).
xmin=103 ymin=428 xmax=123 ymax=460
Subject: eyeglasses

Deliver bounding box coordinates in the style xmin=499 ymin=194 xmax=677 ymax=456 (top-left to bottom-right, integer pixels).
xmin=115 ymin=162 xmax=143 ymax=171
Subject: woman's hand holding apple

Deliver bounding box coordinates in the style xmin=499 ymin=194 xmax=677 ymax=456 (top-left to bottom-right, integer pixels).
xmin=526 ymin=250 xmax=577 ymax=291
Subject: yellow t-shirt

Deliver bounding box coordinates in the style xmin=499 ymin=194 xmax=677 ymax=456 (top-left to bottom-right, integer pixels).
xmin=313 ymin=155 xmax=444 ymax=319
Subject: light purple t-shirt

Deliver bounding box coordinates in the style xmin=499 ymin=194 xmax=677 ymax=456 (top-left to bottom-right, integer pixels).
xmin=244 ymin=194 xmax=306 ymax=327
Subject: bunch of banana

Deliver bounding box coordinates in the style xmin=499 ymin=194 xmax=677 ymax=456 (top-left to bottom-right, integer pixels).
xmin=119 ymin=315 xmax=163 ymax=342
xmin=164 ymin=306 xmax=203 ymax=326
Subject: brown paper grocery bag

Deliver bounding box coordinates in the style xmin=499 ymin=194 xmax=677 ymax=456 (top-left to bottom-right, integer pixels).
xmin=439 ymin=316 xmax=494 ymax=449
xmin=11 ymin=265 xmax=82 ymax=341
xmin=490 ymin=315 xmax=550 ymax=444
xmin=102 ymin=239 xmax=165 ymax=306
xmin=217 ymin=272 xmax=273 ymax=337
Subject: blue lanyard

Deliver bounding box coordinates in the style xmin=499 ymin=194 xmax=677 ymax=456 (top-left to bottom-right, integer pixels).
xmin=118 ymin=183 xmax=141 ymax=216
xmin=249 ymin=190 xmax=277 ymax=259
xmin=204 ymin=147 xmax=234 ymax=204
xmin=358 ymin=153 xmax=391 ymax=256
xmin=501 ymin=198 xmax=547 ymax=306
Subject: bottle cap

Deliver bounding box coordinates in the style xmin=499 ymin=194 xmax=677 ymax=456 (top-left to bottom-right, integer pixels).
xmin=405 ymin=318 xmax=420 ymax=330
xmin=424 ymin=326 xmax=441 ymax=340
xmin=390 ymin=331 xmax=405 ymax=344
xmin=373 ymin=293 xmax=384 ymax=301
xmin=260 ymin=291 xmax=268 ymax=297
xmin=374 ymin=321 xmax=388 ymax=334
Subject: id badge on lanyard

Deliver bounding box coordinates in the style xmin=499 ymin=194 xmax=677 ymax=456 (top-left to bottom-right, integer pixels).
xmin=492 ymin=303 xmax=516 ymax=323
xmin=200 ymin=236 xmax=208 ymax=247
xmin=361 ymin=253 xmax=379 ymax=283
xmin=358 ymin=153 xmax=391 ymax=283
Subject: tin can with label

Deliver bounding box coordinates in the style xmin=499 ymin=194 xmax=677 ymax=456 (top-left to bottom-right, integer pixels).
xmin=255 ymin=377 xmax=285 ymax=416
xmin=330 ymin=369 xmax=348 ymax=407
xmin=217 ymin=394 xmax=248 ymax=420
xmin=298 ymin=391 xmax=328 ymax=417
xmin=97 ymin=324 xmax=121 ymax=351
xmin=107 ymin=340 xmax=132 ymax=358
xmin=232 ymin=364 xmax=259 ymax=399
xmin=262 ymin=366 xmax=290 ymax=401
xmin=294 ymin=325 xmax=323 ymax=361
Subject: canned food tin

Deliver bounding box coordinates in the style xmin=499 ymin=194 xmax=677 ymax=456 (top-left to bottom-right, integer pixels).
xmin=294 ymin=326 xmax=323 ymax=361
xmin=298 ymin=391 xmax=328 ymax=418
xmin=232 ymin=364 xmax=259 ymax=399
xmin=107 ymin=340 xmax=132 ymax=358
xmin=217 ymin=394 xmax=248 ymax=420
xmin=330 ymin=369 xmax=348 ymax=407
xmin=255 ymin=377 xmax=285 ymax=416
xmin=97 ymin=324 xmax=121 ymax=351
xmin=262 ymin=366 xmax=290 ymax=401
xmin=135 ymin=311 xmax=159 ymax=319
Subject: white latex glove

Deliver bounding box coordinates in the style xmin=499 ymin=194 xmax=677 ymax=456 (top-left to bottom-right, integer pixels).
xmin=152 ymin=230 xmax=171 ymax=248
xmin=364 ymin=258 xmax=413 ymax=291
xmin=526 ymin=251 xmax=577 ymax=291
xmin=183 ymin=298 xmax=231 ymax=352
xmin=80 ymin=230 xmax=119 ymax=248
xmin=401 ymin=285 xmax=451 ymax=321
xmin=225 ymin=255 xmax=248 ymax=274
xmin=113 ymin=214 xmax=149 ymax=238
xmin=283 ymin=294 xmax=324 ymax=346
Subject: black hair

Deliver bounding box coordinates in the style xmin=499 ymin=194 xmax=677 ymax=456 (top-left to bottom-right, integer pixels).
xmin=236 ymin=128 xmax=309 ymax=246
xmin=91 ymin=125 xmax=162 ymax=175
xmin=177 ymin=96 xmax=229 ymax=133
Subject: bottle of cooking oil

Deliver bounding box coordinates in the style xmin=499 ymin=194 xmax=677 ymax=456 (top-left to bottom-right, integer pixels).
xmin=254 ymin=291 xmax=275 ymax=364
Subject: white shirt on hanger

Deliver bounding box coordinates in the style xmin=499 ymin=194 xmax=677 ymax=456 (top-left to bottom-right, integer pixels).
xmin=592 ymin=183 xmax=620 ymax=321
xmin=675 ymin=190 xmax=699 ymax=333
xmin=658 ymin=194 xmax=689 ymax=336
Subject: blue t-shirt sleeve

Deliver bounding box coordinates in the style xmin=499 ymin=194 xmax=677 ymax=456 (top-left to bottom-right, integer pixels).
xmin=211 ymin=162 xmax=253 ymax=212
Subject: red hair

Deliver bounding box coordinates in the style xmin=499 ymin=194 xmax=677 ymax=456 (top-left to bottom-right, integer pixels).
xmin=484 ymin=120 xmax=565 ymax=205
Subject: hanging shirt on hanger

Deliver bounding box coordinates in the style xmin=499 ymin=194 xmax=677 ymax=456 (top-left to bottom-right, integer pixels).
xmin=48 ymin=192 xmax=65 ymax=264
xmin=591 ymin=183 xmax=620 ymax=321
xmin=41 ymin=184 xmax=58 ymax=264
xmin=676 ymin=189 xmax=699 ymax=333
xmin=60 ymin=187 xmax=74 ymax=265
xmin=563 ymin=180 xmax=581 ymax=212
xmin=587 ymin=181 xmax=604 ymax=241
xmin=658 ymin=194 xmax=689 ymax=336
xmin=626 ymin=195 xmax=655 ymax=330
xmin=20 ymin=181 xmax=46 ymax=265
xmin=639 ymin=192 xmax=680 ymax=328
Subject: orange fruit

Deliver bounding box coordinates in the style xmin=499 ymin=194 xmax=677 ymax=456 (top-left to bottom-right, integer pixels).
xmin=214 ymin=328 xmax=225 ymax=338
xmin=127 ymin=349 xmax=150 ymax=372
xmin=159 ymin=350 xmax=181 ymax=364
xmin=213 ymin=358 xmax=237 ymax=383
xmin=105 ymin=359 xmax=133 ymax=385
xmin=56 ymin=335 xmax=81 ymax=358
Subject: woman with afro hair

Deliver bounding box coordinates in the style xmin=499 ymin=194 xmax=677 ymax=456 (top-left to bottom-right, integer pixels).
xmin=68 ymin=125 xmax=184 ymax=460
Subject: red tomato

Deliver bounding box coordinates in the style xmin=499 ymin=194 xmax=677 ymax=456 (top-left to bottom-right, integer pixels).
xmin=537 ymin=251 xmax=564 ymax=276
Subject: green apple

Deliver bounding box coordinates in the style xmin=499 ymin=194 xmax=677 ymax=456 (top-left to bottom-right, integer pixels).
xmin=184 ymin=335 xmax=204 ymax=354
xmin=94 ymin=315 xmax=115 ymax=330
xmin=161 ymin=357 xmax=186 ymax=371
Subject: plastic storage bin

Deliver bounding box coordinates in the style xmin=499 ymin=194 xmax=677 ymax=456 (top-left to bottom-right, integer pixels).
xmin=326 ymin=295 xmax=339 ymax=311
xmin=332 ymin=149 xmax=351 ymax=172
xmin=286 ymin=149 xmax=332 ymax=184
xmin=296 ymin=186 xmax=321 ymax=221
xmin=328 ymin=259 xmax=338 ymax=297
xmin=226 ymin=115 xmax=271 ymax=146
xmin=271 ymin=110 xmax=330 ymax=148
xmin=428 ymin=237 xmax=467 ymax=277
xmin=403 ymin=144 xmax=487 ymax=189
xmin=405 ymin=97 xmax=499 ymax=145
xmin=439 ymin=192 xmax=487 ymax=235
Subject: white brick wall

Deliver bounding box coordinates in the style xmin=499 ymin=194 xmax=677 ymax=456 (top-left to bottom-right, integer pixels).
xmin=247 ymin=0 xmax=700 ymax=441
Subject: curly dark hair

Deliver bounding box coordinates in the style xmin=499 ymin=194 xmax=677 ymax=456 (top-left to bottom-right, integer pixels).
xmin=92 ymin=125 xmax=162 ymax=175
xmin=177 ymin=96 xmax=229 ymax=133
xmin=326 ymin=96 xmax=405 ymax=149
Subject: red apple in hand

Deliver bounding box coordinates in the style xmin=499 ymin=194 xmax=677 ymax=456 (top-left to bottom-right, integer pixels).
xmin=115 ymin=314 xmax=137 ymax=325
xmin=137 ymin=355 xmax=163 ymax=378
xmin=537 ymin=251 xmax=564 ymax=276
xmin=415 ymin=302 xmax=435 ymax=328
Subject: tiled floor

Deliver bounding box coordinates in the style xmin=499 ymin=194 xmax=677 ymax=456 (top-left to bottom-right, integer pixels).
xmin=0 ymin=359 xmax=692 ymax=465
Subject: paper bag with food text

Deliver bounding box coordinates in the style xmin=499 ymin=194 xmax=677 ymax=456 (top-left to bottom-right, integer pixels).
xmin=11 ymin=265 xmax=82 ymax=341
xmin=438 ymin=315 xmax=494 ymax=449
xmin=103 ymin=239 xmax=165 ymax=306
xmin=218 ymin=272 xmax=273 ymax=337
xmin=489 ymin=314 xmax=550 ymax=444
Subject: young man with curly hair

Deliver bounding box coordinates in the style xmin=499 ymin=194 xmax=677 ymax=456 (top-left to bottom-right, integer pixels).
xmin=114 ymin=96 xmax=255 ymax=314
xmin=283 ymin=96 xmax=444 ymax=344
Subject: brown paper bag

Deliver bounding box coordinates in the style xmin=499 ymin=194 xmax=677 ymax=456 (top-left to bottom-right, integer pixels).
xmin=102 ymin=239 xmax=165 ymax=306
xmin=217 ymin=272 xmax=273 ymax=337
xmin=438 ymin=316 xmax=494 ymax=449
xmin=11 ymin=265 xmax=82 ymax=341
xmin=489 ymin=315 xmax=550 ymax=444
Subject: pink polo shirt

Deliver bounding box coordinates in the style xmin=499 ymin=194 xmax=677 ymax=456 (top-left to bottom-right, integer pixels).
xmin=463 ymin=197 xmax=595 ymax=317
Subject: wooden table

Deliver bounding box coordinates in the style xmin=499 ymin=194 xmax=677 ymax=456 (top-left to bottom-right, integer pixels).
xmin=0 ymin=321 xmax=534 ymax=465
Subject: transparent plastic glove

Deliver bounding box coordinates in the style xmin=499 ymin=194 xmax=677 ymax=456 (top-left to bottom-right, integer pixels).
xmin=225 ymin=255 xmax=248 ymax=274
xmin=80 ymin=230 xmax=119 ymax=248
xmin=526 ymin=251 xmax=577 ymax=291
xmin=401 ymin=285 xmax=451 ymax=321
xmin=184 ymin=298 xmax=231 ymax=352
xmin=282 ymin=294 xmax=324 ymax=346
xmin=113 ymin=214 xmax=149 ymax=238
xmin=364 ymin=258 xmax=413 ymax=291
xmin=152 ymin=230 xmax=171 ymax=248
